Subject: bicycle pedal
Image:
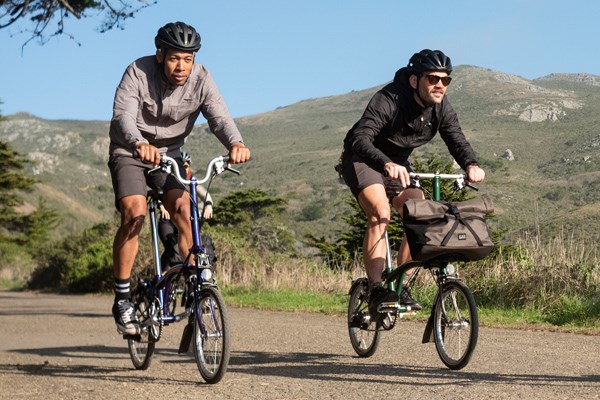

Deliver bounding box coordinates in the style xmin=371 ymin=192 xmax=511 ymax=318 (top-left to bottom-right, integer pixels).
xmin=377 ymin=302 xmax=400 ymax=313
xmin=398 ymin=310 xmax=418 ymax=318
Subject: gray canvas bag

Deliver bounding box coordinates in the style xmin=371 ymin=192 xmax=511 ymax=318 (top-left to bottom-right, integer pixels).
xmin=403 ymin=196 xmax=494 ymax=262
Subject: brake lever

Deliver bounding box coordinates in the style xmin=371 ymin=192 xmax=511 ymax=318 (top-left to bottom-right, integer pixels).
xmin=465 ymin=182 xmax=479 ymax=191
xmin=225 ymin=166 xmax=241 ymax=175
xmin=147 ymin=165 xmax=163 ymax=175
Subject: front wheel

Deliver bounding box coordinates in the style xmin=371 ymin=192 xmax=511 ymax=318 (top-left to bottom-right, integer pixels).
xmin=433 ymin=279 xmax=478 ymax=370
xmin=348 ymin=278 xmax=380 ymax=357
xmin=193 ymin=286 xmax=231 ymax=383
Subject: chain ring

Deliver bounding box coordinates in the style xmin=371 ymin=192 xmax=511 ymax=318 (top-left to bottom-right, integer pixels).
xmin=148 ymin=296 xmax=163 ymax=342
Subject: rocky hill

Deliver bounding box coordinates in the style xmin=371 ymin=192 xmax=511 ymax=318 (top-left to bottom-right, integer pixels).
xmin=2 ymin=65 xmax=600 ymax=242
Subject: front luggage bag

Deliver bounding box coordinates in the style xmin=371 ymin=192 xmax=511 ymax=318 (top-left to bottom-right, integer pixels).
xmin=403 ymin=196 xmax=494 ymax=262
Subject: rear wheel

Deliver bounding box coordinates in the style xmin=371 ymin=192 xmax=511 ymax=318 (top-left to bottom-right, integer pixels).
xmin=167 ymin=271 xmax=186 ymax=316
xmin=193 ymin=286 xmax=230 ymax=383
xmin=433 ymin=280 xmax=478 ymax=370
xmin=348 ymin=278 xmax=380 ymax=357
xmin=127 ymin=285 xmax=156 ymax=370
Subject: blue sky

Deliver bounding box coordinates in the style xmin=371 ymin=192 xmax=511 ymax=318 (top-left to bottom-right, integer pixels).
xmin=1 ymin=0 xmax=599 ymax=121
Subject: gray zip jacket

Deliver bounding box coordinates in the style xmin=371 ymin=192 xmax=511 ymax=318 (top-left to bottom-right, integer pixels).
xmin=109 ymin=56 xmax=244 ymax=157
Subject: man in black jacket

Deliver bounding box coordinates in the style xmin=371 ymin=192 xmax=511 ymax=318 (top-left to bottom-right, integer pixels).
xmin=340 ymin=49 xmax=485 ymax=318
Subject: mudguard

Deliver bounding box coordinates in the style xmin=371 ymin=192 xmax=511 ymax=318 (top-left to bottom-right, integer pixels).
xmin=178 ymin=321 xmax=193 ymax=353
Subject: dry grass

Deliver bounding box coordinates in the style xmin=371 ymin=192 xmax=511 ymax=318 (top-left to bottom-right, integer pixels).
xmin=211 ymin=228 xmax=600 ymax=313
xmin=214 ymin=241 xmax=361 ymax=294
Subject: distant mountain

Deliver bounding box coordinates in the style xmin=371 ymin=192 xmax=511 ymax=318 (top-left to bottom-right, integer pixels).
xmin=2 ymin=65 xmax=600 ymax=242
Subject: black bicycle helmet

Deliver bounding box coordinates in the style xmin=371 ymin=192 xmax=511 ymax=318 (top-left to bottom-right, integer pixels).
xmin=407 ymin=49 xmax=452 ymax=75
xmin=155 ymin=22 xmax=201 ymax=52
xmin=181 ymin=150 xmax=192 ymax=164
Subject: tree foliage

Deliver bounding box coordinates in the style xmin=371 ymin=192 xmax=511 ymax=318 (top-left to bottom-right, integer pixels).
xmin=0 ymin=141 xmax=60 ymax=248
xmin=210 ymin=188 xmax=296 ymax=255
xmin=305 ymin=155 xmax=473 ymax=269
xmin=0 ymin=141 xmax=35 ymax=233
xmin=0 ymin=0 xmax=156 ymax=45
xmin=211 ymin=188 xmax=287 ymax=227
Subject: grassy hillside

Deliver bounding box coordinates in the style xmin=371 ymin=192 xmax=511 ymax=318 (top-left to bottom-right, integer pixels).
xmin=2 ymin=65 xmax=600 ymax=244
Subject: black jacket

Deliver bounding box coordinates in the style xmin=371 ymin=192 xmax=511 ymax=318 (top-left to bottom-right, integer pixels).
xmin=343 ymin=67 xmax=478 ymax=171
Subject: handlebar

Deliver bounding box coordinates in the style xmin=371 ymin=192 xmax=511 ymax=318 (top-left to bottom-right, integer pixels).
xmin=409 ymin=172 xmax=465 ymax=180
xmin=148 ymin=155 xmax=239 ymax=185
xmin=409 ymin=171 xmax=478 ymax=192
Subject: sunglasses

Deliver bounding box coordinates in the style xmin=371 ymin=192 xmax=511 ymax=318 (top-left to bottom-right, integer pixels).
xmin=423 ymin=74 xmax=452 ymax=86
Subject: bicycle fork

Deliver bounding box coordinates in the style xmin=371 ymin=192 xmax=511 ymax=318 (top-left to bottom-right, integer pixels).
xmin=421 ymin=269 xmax=458 ymax=343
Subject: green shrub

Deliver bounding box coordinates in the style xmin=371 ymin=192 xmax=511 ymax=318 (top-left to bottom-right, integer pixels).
xmin=29 ymin=222 xmax=115 ymax=293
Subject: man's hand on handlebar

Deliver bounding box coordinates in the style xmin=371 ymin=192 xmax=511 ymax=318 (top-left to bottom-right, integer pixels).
xmin=466 ymin=164 xmax=485 ymax=183
xmin=228 ymin=143 xmax=251 ymax=164
xmin=384 ymin=162 xmax=411 ymax=188
xmin=135 ymin=142 xmax=161 ymax=166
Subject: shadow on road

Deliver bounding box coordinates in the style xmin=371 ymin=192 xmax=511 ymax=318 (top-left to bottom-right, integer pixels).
xmin=228 ymin=350 xmax=600 ymax=389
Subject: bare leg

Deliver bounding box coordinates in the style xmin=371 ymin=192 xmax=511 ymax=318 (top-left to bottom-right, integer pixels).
xmin=391 ymin=188 xmax=425 ymax=309
xmin=113 ymin=195 xmax=147 ymax=280
xmin=163 ymin=188 xmax=193 ymax=263
xmin=357 ymin=184 xmax=391 ymax=287
xmin=391 ymin=188 xmax=425 ymax=281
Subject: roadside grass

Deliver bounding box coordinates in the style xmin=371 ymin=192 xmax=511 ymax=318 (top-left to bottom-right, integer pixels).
xmin=221 ymin=286 xmax=347 ymax=314
xmin=222 ymin=286 xmax=600 ymax=335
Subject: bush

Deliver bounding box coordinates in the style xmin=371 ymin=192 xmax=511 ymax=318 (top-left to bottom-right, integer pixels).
xmin=29 ymin=222 xmax=115 ymax=293
xmin=0 ymin=241 xmax=35 ymax=286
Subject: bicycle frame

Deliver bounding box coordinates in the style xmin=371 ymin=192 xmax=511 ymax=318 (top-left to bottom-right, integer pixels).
xmin=143 ymin=194 xmax=191 ymax=326
xmin=143 ymin=157 xmax=228 ymax=327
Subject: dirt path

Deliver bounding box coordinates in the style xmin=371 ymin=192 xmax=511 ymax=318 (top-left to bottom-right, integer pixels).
xmin=0 ymin=290 xmax=598 ymax=400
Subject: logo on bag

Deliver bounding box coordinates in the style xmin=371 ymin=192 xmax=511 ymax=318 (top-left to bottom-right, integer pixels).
xmin=458 ymin=233 xmax=467 ymax=240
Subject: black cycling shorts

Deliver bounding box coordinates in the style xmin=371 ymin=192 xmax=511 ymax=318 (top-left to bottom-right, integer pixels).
xmin=341 ymin=153 xmax=410 ymax=200
xmin=108 ymin=153 xmax=186 ymax=211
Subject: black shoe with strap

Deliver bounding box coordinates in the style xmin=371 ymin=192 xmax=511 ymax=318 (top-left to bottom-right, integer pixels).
xmin=368 ymin=284 xmax=400 ymax=320
xmin=400 ymin=287 xmax=422 ymax=311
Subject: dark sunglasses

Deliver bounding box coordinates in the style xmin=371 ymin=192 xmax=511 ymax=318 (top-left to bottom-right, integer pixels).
xmin=423 ymin=74 xmax=452 ymax=86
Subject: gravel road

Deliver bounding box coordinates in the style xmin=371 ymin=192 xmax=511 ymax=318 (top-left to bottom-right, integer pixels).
xmin=0 ymin=290 xmax=598 ymax=400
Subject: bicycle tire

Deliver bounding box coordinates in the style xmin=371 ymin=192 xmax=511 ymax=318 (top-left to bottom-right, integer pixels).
xmin=347 ymin=278 xmax=380 ymax=357
xmin=433 ymin=279 xmax=478 ymax=370
xmin=193 ymin=286 xmax=231 ymax=383
xmin=127 ymin=290 xmax=156 ymax=370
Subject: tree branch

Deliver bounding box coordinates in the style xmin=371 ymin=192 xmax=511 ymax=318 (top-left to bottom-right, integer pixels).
xmin=0 ymin=0 xmax=31 ymax=29
xmin=57 ymin=0 xmax=81 ymax=19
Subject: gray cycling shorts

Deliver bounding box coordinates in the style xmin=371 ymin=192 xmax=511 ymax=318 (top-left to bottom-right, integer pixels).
xmin=341 ymin=153 xmax=408 ymax=200
xmin=108 ymin=154 xmax=186 ymax=211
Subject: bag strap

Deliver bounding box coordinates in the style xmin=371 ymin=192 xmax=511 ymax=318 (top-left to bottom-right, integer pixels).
xmin=441 ymin=218 xmax=460 ymax=246
xmin=442 ymin=204 xmax=485 ymax=246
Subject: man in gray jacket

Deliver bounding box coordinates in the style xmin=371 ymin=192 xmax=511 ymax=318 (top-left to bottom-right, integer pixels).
xmin=108 ymin=21 xmax=250 ymax=335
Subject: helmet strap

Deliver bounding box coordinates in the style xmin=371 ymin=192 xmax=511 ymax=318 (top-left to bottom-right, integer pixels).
xmin=156 ymin=48 xmax=165 ymax=64
xmin=410 ymin=74 xmax=426 ymax=108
